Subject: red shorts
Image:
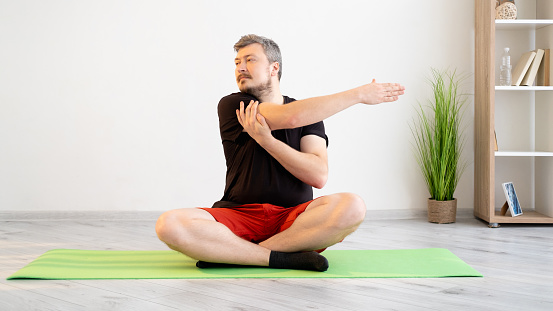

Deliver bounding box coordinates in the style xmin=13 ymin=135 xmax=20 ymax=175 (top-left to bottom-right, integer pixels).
xmin=200 ymin=200 xmax=314 ymax=244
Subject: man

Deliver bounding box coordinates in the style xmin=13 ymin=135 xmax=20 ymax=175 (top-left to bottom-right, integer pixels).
xmin=156 ymin=34 xmax=405 ymax=271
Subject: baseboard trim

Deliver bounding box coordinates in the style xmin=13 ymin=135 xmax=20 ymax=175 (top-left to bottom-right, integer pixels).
xmin=0 ymin=211 xmax=164 ymax=221
xmin=0 ymin=209 xmax=474 ymax=221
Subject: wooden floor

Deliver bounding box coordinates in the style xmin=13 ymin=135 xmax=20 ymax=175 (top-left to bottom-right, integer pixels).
xmin=1 ymin=212 xmax=553 ymax=311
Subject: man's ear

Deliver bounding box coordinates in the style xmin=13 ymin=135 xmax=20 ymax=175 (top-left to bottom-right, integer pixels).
xmin=270 ymin=62 xmax=280 ymax=77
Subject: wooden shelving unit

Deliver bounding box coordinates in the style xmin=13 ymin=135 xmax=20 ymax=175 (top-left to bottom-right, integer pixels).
xmin=475 ymin=0 xmax=553 ymax=227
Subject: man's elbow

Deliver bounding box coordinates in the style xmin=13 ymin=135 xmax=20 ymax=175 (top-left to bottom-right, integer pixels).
xmin=269 ymin=115 xmax=300 ymax=130
xmin=283 ymin=113 xmax=301 ymax=129
xmin=259 ymin=103 xmax=301 ymax=130
xmin=311 ymin=174 xmax=328 ymax=189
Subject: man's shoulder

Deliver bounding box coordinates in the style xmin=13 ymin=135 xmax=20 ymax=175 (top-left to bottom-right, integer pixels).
xmin=283 ymin=95 xmax=296 ymax=104
xmin=220 ymin=92 xmax=296 ymax=104
xmin=220 ymin=92 xmax=258 ymax=105
xmin=218 ymin=92 xmax=260 ymax=119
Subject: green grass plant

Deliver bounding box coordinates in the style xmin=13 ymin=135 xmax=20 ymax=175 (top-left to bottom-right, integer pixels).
xmin=411 ymin=69 xmax=468 ymax=201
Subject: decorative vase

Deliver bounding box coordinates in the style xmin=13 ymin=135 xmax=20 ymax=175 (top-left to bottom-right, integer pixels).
xmin=427 ymin=198 xmax=457 ymax=224
xmin=496 ymin=1 xmax=517 ymax=20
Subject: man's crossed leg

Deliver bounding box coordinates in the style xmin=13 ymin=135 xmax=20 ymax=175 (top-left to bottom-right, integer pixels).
xmin=155 ymin=192 xmax=366 ymax=271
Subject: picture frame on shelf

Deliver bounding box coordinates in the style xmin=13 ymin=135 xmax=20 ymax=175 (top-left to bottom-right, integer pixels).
xmin=501 ymin=182 xmax=523 ymax=217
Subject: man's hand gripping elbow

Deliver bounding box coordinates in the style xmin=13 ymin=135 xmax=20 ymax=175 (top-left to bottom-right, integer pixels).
xmin=236 ymin=100 xmax=274 ymax=147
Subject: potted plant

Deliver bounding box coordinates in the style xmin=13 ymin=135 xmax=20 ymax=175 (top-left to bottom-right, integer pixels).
xmin=411 ymin=68 xmax=468 ymax=224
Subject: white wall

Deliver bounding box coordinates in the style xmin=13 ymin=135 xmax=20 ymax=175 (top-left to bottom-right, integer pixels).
xmin=0 ymin=0 xmax=475 ymax=212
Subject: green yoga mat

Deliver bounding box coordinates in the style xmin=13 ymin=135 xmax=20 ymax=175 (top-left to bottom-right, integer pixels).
xmin=7 ymin=248 xmax=482 ymax=280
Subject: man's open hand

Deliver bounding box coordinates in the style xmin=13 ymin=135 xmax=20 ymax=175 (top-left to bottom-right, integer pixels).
xmin=358 ymin=79 xmax=405 ymax=105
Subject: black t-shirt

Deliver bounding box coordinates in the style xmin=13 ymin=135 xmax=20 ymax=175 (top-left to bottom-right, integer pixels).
xmin=213 ymin=92 xmax=328 ymax=208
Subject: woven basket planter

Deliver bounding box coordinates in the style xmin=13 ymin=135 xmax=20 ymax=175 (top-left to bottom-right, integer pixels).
xmin=427 ymin=198 xmax=457 ymax=224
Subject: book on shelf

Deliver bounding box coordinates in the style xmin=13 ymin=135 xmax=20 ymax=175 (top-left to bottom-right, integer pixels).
xmin=511 ymin=50 xmax=536 ymax=86
xmin=537 ymin=49 xmax=550 ymax=86
xmin=501 ymin=182 xmax=523 ymax=217
xmin=494 ymin=130 xmax=498 ymax=151
xmin=521 ymin=49 xmax=545 ymax=86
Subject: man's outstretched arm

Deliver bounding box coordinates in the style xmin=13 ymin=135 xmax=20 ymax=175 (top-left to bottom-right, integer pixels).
xmin=251 ymin=80 xmax=405 ymax=130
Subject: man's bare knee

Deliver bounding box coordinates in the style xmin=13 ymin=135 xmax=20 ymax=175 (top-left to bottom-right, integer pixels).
xmin=332 ymin=192 xmax=366 ymax=229
xmin=155 ymin=208 xmax=214 ymax=247
xmin=155 ymin=210 xmax=181 ymax=245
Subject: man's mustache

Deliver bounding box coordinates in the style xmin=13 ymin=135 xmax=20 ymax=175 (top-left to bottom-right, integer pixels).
xmin=237 ymin=74 xmax=252 ymax=82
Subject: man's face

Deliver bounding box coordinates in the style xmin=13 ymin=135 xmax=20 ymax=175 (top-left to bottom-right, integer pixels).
xmin=234 ymin=43 xmax=275 ymax=97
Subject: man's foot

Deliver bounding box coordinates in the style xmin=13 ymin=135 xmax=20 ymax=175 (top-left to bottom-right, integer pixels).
xmin=196 ymin=261 xmax=247 ymax=269
xmin=269 ymin=251 xmax=329 ymax=272
xmin=196 ymin=251 xmax=329 ymax=272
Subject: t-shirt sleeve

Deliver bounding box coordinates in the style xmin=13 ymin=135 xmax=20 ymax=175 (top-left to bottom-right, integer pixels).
xmin=217 ymin=93 xmax=258 ymax=142
xmin=301 ymin=121 xmax=329 ymax=147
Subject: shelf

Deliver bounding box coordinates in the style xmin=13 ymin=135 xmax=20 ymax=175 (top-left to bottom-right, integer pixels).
xmin=476 ymin=1 xmax=553 ymax=227
xmin=495 ymin=86 xmax=553 ymax=91
xmin=495 ymin=151 xmax=553 ymax=157
xmin=495 ymin=19 xmax=553 ymax=30
xmin=492 ymin=210 xmax=553 ymax=224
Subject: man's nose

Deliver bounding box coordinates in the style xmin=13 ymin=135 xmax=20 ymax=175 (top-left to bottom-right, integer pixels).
xmin=237 ymin=62 xmax=247 ymax=72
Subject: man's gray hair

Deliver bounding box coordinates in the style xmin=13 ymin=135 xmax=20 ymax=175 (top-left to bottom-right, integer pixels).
xmin=234 ymin=34 xmax=282 ymax=80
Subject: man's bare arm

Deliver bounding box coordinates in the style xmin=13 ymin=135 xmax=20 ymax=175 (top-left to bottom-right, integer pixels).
xmin=251 ymin=80 xmax=405 ymax=130
xmin=237 ymin=101 xmax=328 ymax=188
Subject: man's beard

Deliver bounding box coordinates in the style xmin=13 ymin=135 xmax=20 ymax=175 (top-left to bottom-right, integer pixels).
xmin=239 ymin=76 xmax=273 ymax=100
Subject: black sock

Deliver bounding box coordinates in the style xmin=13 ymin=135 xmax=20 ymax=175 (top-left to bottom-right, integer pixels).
xmin=196 ymin=261 xmax=253 ymax=269
xmin=196 ymin=261 xmax=228 ymax=268
xmin=268 ymin=251 xmax=329 ymax=272
xmin=196 ymin=251 xmax=329 ymax=271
